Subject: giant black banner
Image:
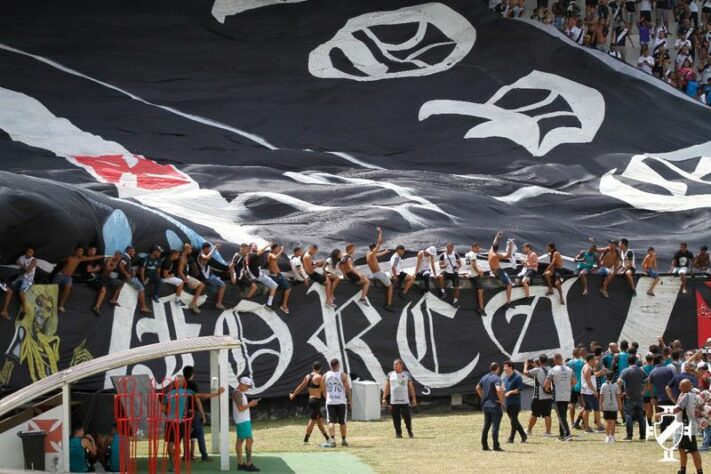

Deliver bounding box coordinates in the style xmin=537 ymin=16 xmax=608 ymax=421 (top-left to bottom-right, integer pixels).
xmin=0 ymin=274 xmax=700 ymax=397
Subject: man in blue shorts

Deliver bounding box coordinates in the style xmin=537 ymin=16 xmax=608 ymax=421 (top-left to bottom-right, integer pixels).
xmin=233 ymin=377 xmax=260 ymax=472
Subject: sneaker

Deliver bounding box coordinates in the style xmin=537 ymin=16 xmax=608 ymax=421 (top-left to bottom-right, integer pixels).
xmin=280 ymin=306 xmax=290 ymax=314
xmin=341 ymin=440 xmax=349 ymax=447
xmin=189 ymin=303 xmax=201 ymax=314
xmin=201 ymin=457 xmax=213 ymax=462
xmin=599 ymin=289 xmax=609 ymax=298
xmin=584 ymin=428 xmax=594 ymax=434
xmin=396 ymin=433 xmax=403 ymax=439
xmin=647 ymin=291 xmax=655 ymax=296
xmin=545 ymin=290 xmax=554 ymax=296
xmin=91 ymin=307 xmax=102 ymax=317
xmin=152 ymin=295 xmax=159 ymax=303
xmin=482 ymin=447 xmax=490 ymax=451
xmin=506 ymin=438 xmax=514 ymax=444
xmin=245 ymin=465 xmax=261 ymax=472
xmin=564 ymin=435 xmax=573 ymax=441
xmin=0 ymin=282 xmax=6 ymax=292
xmin=521 ymin=435 xmax=528 ymax=443
xmin=603 ymin=436 xmax=610 ymax=443
xmin=237 ymin=465 xmax=246 ymax=471
xmin=384 ymin=304 xmax=394 ymax=313
xmin=321 ymin=441 xmax=336 ymax=448
xmin=216 ymin=304 xmax=226 ymax=310
xmin=632 ymin=290 xmax=637 ymax=296
xmin=408 ymin=430 xmax=414 ymax=438
xmin=493 ymin=447 xmax=505 ymax=452
xmin=176 ymin=299 xmax=186 ymax=307
xmin=623 ymin=436 xmax=633 ymax=441
xmin=597 ymin=426 xmax=606 ymax=432
xmin=526 ymin=431 xmax=533 ymax=436
xmin=59 ymin=306 xmax=66 ymax=313
xmin=609 ymin=436 xmax=615 ymax=443
xmin=359 ymin=298 xmax=369 ymax=307
xmin=543 ymin=432 xmax=554 ymax=437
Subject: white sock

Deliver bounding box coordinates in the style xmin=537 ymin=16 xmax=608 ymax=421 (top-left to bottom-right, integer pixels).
xmin=267 ymin=296 xmax=274 ymax=306
xmin=453 ymin=298 xmax=458 ymax=304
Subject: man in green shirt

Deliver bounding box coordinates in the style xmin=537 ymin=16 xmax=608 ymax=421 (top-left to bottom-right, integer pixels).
xmin=141 ymin=245 xmax=164 ymax=303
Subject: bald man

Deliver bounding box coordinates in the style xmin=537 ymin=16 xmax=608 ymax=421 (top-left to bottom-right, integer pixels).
xmin=674 ymin=379 xmax=703 ymax=474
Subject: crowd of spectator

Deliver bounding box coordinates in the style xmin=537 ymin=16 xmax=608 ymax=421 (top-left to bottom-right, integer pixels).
xmin=491 ymin=0 xmax=711 ymax=103
xmin=0 ymin=231 xmax=708 ymax=319
xmin=479 ymin=336 xmax=711 ymax=472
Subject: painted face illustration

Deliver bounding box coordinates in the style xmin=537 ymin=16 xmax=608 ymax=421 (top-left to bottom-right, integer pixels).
xmin=419 ymin=70 xmax=605 ymax=156
xmin=309 ymin=3 xmax=476 ymax=81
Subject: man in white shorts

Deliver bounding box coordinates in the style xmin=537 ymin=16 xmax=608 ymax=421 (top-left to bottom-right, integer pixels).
xmin=390 ymin=245 xmax=415 ymax=298
xmin=322 ymin=358 xmax=351 ymax=448
xmin=367 ymin=227 xmax=394 ymax=312
xmin=671 ymin=242 xmax=694 ymax=294
xmin=519 ymin=243 xmax=539 ymax=299
xmin=245 ymin=243 xmax=278 ymax=308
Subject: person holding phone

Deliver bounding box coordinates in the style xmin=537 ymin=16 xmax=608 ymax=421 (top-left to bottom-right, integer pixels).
xmin=233 ymin=377 xmax=260 ymax=472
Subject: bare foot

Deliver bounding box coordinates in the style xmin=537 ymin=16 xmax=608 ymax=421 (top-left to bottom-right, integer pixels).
xmin=140 ymin=307 xmax=152 ymax=314
xmin=280 ymin=306 xmax=290 ymax=314
xmin=560 ymin=298 xmax=565 ymax=305
xmin=582 ymin=289 xmax=588 ymax=295
xmin=0 ymin=311 xmax=9 ymax=320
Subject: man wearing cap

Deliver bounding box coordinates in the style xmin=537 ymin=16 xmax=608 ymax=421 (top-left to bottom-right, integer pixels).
xmin=140 ymin=245 xmax=164 ymax=304
xmin=233 ymin=376 xmax=260 ymax=472
xmin=488 ymin=232 xmax=514 ymax=306
xmin=414 ymin=246 xmax=438 ymax=294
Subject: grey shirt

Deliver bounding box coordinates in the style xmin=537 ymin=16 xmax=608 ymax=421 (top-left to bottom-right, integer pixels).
xmin=619 ymin=366 xmax=647 ymax=401
xmin=600 ymin=382 xmax=620 ymax=412
xmin=547 ymin=365 xmax=573 ymax=402
xmin=528 ymin=366 xmax=553 ymax=400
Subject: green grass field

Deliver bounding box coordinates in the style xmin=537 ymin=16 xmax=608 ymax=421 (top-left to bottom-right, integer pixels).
xmin=153 ymin=411 xmax=700 ymax=474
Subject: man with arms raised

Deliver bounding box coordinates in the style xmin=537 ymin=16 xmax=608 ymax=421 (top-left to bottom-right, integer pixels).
xmin=390 ymin=245 xmax=415 ymax=298
xmin=488 ymin=232 xmax=514 ymax=306
xmin=437 ymin=242 xmax=462 ymax=306
xmin=303 ymin=244 xmax=337 ymax=308
xmin=289 ymin=361 xmax=330 ymax=444
xmin=543 ymin=243 xmax=565 ymax=305
xmin=545 ymin=353 xmax=576 ymax=441
xmin=339 ymin=244 xmax=371 ymax=306
xmin=382 ymin=359 xmax=417 ymax=438
xmin=465 ymin=243 xmax=486 ymax=315
xmin=367 ymin=227 xmax=394 ymax=312
xmin=322 ymin=358 xmax=351 ymax=448
xmin=598 ymin=240 xmax=622 ymax=298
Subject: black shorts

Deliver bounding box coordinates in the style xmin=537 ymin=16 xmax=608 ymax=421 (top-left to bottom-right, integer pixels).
xmin=640 ymin=10 xmax=651 ymax=21
xmin=624 ymin=267 xmax=636 ymax=275
xmin=625 ymin=1 xmax=635 ymax=12
xmin=309 ymin=272 xmax=326 ymax=284
xmin=603 ymin=410 xmax=617 ymax=421
xmin=164 ymin=421 xmax=187 ymax=443
xmin=470 ymin=276 xmax=483 ymax=289
xmin=346 ymin=272 xmax=360 ymax=285
xmin=570 ymin=391 xmax=581 ymax=405
xmin=397 ymin=272 xmax=408 ymax=285
xmin=326 ymin=404 xmax=347 ymax=425
xmin=679 ymin=435 xmax=698 ymax=453
xmin=308 ymin=397 xmax=323 ymax=420
xmin=523 ymin=269 xmax=536 ymax=281
xmin=643 ymin=396 xmax=651 ymax=403
xmin=553 ymin=268 xmax=564 ymax=281
xmin=441 ymin=272 xmax=459 ymax=286
xmin=531 ymin=399 xmax=553 ymax=417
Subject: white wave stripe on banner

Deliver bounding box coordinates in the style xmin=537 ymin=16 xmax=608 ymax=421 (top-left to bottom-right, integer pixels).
xmin=0 ymin=86 xmax=264 ymax=246
xmin=599 ymin=154 xmax=711 ymax=212
xmin=618 ymin=276 xmax=681 ymax=350
xmin=211 ymin=0 xmax=308 ymax=23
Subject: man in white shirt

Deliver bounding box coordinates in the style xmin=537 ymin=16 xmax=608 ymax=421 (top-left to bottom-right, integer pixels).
xmin=414 ymin=246 xmax=437 ymax=294
xmin=233 ymin=377 xmax=260 ymax=472
xmin=390 ymin=245 xmax=415 ymax=298
xmin=322 ymin=359 xmax=351 ymax=448
xmin=465 ymin=243 xmax=486 ymax=316
xmin=1 ymin=247 xmax=37 ymax=319
xmin=638 ymin=45 xmax=655 ymax=73
xmin=437 ymin=242 xmax=462 ymax=305
xmin=382 ymin=359 xmax=417 ymax=438
xmin=519 ymin=243 xmax=539 ymax=299
xmin=545 ymin=353 xmax=576 ymax=440
xmin=289 ymin=247 xmax=309 ymax=284
xmin=674 ymin=379 xmax=703 ymax=474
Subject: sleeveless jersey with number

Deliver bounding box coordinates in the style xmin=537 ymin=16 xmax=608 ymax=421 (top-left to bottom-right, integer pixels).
xmin=388 ymin=371 xmax=411 ymax=404
xmin=325 ymin=370 xmax=346 ymax=405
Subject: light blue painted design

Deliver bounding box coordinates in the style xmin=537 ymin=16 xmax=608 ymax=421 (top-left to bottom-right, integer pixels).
xmin=103 ymin=210 xmax=132 ymax=255
xmin=165 ymin=230 xmax=183 ymax=251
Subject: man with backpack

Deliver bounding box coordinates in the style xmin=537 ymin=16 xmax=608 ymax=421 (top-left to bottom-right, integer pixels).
xmin=524 ymin=355 xmax=554 ymax=436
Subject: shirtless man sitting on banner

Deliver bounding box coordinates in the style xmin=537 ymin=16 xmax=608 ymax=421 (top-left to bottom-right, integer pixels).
xmin=303 ymin=244 xmax=337 ymax=308
xmin=488 ymin=232 xmax=513 ymax=306
xmin=598 ymin=240 xmax=622 ymax=298
xmin=53 ymin=246 xmax=106 ymax=313
xmin=543 ymin=243 xmax=565 ymax=305
xmin=339 ymin=244 xmax=370 ymax=306
xmin=366 ymin=227 xmax=394 ymax=312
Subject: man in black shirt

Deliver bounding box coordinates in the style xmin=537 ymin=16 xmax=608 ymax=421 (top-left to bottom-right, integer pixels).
xmin=183 ymin=365 xmax=225 ymax=462
xmin=671 ymin=242 xmax=694 ymax=294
